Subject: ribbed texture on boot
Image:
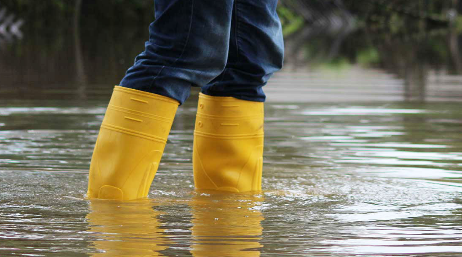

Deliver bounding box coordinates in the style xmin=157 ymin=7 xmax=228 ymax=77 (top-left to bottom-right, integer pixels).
xmin=87 ymin=86 xmax=178 ymax=200
xmin=193 ymin=93 xmax=264 ymax=192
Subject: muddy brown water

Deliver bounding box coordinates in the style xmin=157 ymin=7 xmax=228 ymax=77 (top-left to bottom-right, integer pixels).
xmin=1 ymin=25 xmax=462 ymax=256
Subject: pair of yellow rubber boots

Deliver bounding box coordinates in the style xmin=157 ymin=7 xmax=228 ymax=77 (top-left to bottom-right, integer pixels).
xmin=87 ymin=86 xmax=264 ymax=200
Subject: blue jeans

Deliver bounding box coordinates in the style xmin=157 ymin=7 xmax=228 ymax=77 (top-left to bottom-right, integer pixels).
xmin=119 ymin=0 xmax=284 ymax=105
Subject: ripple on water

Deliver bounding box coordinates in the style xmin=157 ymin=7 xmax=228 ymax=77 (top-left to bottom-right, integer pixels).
xmin=0 ymin=101 xmax=462 ymax=256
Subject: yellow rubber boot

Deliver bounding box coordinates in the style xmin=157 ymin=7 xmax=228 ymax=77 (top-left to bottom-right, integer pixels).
xmin=87 ymin=86 xmax=179 ymax=201
xmin=193 ymin=93 xmax=264 ymax=192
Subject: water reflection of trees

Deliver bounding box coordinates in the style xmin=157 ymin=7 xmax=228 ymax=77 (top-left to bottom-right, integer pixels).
xmin=0 ymin=23 xmax=147 ymax=100
xmin=284 ymin=21 xmax=462 ymax=101
xmin=2 ymin=1 xmax=462 ymax=101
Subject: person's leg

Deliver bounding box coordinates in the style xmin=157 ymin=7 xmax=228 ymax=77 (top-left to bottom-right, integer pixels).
xmin=88 ymin=0 xmax=235 ymax=200
xmin=193 ymin=0 xmax=284 ymax=192
xmin=201 ymin=0 xmax=284 ymax=102
xmin=120 ymin=0 xmax=234 ymax=105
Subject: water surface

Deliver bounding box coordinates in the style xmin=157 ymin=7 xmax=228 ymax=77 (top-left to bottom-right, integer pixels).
xmin=1 ymin=21 xmax=462 ymax=256
xmin=1 ymin=93 xmax=462 ymax=256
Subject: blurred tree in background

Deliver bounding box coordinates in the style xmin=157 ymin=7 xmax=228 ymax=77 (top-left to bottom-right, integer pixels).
xmin=1 ymin=0 xmax=154 ymax=31
xmin=1 ymin=0 xmax=459 ymax=31
xmin=1 ymin=0 xmax=461 ymax=83
xmin=1 ymin=0 xmax=462 ymax=99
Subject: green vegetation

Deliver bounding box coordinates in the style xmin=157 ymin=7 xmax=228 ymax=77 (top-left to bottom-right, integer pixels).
xmin=356 ymin=47 xmax=380 ymax=66
xmin=277 ymin=6 xmax=304 ymax=36
xmin=1 ymin=0 xmax=154 ymax=31
xmin=1 ymin=0 xmax=458 ymax=35
xmin=2 ymin=0 xmax=461 ymax=75
xmin=2 ymin=0 xmax=462 ymax=98
xmin=344 ymin=0 xmax=456 ymax=25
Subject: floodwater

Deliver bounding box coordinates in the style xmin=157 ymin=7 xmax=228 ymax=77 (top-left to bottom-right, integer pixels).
xmin=1 ymin=21 xmax=462 ymax=256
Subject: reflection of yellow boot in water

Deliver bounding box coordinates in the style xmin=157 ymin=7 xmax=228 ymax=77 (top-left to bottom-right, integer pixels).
xmin=87 ymin=86 xmax=179 ymax=200
xmin=193 ymin=93 xmax=264 ymax=192
xmin=190 ymin=193 xmax=264 ymax=257
xmin=86 ymin=199 xmax=168 ymax=256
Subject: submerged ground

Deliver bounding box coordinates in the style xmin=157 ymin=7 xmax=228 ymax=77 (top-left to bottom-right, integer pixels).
xmin=1 ymin=21 xmax=462 ymax=256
